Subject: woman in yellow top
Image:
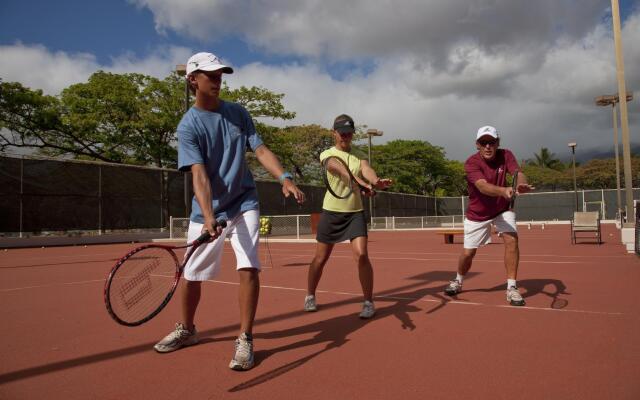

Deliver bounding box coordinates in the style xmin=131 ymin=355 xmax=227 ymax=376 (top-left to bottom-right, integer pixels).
xmin=304 ymin=114 xmax=392 ymax=318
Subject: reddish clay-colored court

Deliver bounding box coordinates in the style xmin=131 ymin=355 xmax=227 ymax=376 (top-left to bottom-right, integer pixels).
xmin=1 ymin=224 xmax=639 ymax=399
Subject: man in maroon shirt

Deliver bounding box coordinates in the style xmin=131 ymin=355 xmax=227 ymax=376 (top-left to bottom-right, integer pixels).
xmin=444 ymin=125 xmax=534 ymax=306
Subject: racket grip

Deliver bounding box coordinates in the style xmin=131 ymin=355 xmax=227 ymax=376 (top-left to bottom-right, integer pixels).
xmin=194 ymin=219 xmax=228 ymax=243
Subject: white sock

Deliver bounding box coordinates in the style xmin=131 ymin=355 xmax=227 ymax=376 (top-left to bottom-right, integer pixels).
xmin=507 ymin=279 xmax=517 ymax=289
xmin=456 ymin=273 xmax=465 ymax=284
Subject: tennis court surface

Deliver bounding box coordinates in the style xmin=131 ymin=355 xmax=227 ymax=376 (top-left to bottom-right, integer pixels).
xmin=1 ymin=224 xmax=638 ymax=399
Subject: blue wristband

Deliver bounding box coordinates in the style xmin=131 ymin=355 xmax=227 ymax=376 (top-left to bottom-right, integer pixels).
xmin=279 ymin=172 xmax=293 ymax=183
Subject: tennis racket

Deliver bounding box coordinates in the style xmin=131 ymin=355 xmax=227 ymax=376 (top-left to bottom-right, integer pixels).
xmin=104 ymin=219 xmax=227 ymax=327
xmin=509 ymin=169 xmax=519 ymax=210
xmin=321 ymin=155 xmax=373 ymax=199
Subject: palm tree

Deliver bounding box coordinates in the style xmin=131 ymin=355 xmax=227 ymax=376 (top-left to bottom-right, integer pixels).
xmin=529 ymin=147 xmax=562 ymax=169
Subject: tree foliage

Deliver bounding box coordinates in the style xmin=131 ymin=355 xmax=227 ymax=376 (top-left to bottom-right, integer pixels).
xmin=439 ymin=160 xmax=467 ymax=196
xmin=578 ymin=157 xmax=640 ymax=189
xmin=522 ymin=164 xmax=570 ymax=191
xmin=247 ymin=124 xmax=334 ymax=183
xmin=372 ymin=140 xmax=451 ymax=195
xmin=528 ymin=147 xmax=563 ymax=170
xmin=1 ymin=73 xmax=185 ymax=167
xmin=221 ymin=83 xmax=295 ymax=120
xmin=3 ymin=74 xmax=638 ymax=196
xmin=249 ymin=124 xmax=374 ymax=185
xmin=1 ymin=73 xmax=296 ymax=168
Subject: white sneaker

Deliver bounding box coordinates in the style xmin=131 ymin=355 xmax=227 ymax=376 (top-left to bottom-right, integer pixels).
xmin=154 ymin=323 xmax=198 ymax=353
xmin=229 ymin=333 xmax=255 ymax=371
xmin=304 ymin=295 xmax=317 ymax=312
xmin=444 ymin=279 xmax=462 ymax=296
xmin=507 ymin=286 xmax=526 ymax=306
xmin=359 ymin=300 xmax=376 ymax=319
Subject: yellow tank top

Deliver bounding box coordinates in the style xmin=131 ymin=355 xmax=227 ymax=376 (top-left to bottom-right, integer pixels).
xmin=320 ymin=147 xmax=364 ymax=212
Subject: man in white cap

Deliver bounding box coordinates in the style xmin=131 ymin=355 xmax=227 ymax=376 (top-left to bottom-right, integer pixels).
xmin=444 ymin=125 xmax=533 ymax=306
xmin=153 ymin=52 xmax=305 ymax=371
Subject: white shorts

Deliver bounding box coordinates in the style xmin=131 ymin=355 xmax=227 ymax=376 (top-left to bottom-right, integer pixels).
xmin=183 ymin=209 xmax=261 ymax=281
xmin=464 ymin=211 xmax=517 ymax=249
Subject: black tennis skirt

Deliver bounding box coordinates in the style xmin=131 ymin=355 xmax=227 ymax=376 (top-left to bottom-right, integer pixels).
xmin=316 ymin=209 xmax=368 ymax=244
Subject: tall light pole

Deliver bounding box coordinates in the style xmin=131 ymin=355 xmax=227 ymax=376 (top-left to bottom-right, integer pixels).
xmin=595 ymin=92 xmax=633 ymax=222
xmin=568 ymin=142 xmax=578 ymax=212
xmin=366 ymin=129 xmax=384 ymax=222
xmin=175 ymin=64 xmax=190 ymax=113
xmin=610 ymin=0 xmax=635 ymax=226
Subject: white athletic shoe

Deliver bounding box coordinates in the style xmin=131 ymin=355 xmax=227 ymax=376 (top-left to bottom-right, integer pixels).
xmin=229 ymin=333 xmax=255 ymax=371
xmin=507 ymin=286 xmax=526 ymax=306
xmin=154 ymin=323 xmax=198 ymax=353
xmin=304 ymin=295 xmax=317 ymax=312
xmin=359 ymin=300 xmax=376 ymax=319
xmin=444 ymin=279 xmax=463 ymax=296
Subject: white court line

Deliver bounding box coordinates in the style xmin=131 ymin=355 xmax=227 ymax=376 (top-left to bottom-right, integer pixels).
xmin=0 ymin=279 xmax=106 ymax=292
xmin=0 ymin=273 xmax=174 ymax=292
xmin=205 ymin=280 xmax=624 ymax=316
xmin=1 ymin=246 xmax=620 ymax=267
xmin=276 ymin=253 xmax=581 ymax=264
xmin=0 ymin=276 xmax=624 ymax=317
xmin=369 ymin=256 xmax=580 ymax=264
xmin=259 ymin=249 xmax=594 ymax=264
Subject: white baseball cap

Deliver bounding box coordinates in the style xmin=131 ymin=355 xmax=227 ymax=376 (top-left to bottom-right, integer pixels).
xmin=186 ymin=52 xmax=234 ymax=76
xmin=476 ymin=125 xmax=499 ymax=140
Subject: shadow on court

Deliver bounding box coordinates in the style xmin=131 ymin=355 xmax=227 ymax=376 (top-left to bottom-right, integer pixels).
xmin=0 ymin=336 xmax=234 ymax=385
xmin=0 ymin=269 xmax=567 ymax=388
xmin=228 ymin=270 xmax=472 ymax=391
xmin=228 ymin=273 xmax=572 ymax=391
xmin=280 ymin=262 xmax=308 ymax=267
xmin=450 ymin=278 xmax=570 ymax=309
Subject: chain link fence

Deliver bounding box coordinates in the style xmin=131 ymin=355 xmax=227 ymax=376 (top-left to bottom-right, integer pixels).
xmin=371 ymin=215 xmax=464 ymax=230
xmin=2 ymin=155 xmax=639 ymax=238
xmin=169 ymin=215 xmax=312 ymax=239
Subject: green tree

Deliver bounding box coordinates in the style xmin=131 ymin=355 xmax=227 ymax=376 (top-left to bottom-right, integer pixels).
xmin=248 ymin=123 xmax=373 ymax=184
xmin=277 ymin=124 xmax=334 ymax=183
xmin=0 ymin=72 xmax=184 ymax=167
xmin=247 ymin=124 xmax=334 ymax=184
xmin=522 ymin=164 xmax=569 ymax=191
xmin=1 ymin=74 xmax=296 ymax=169
xmin=221 ymin=83 xmax=295 ymax=120
xmin=373 ymin=140 xmax=449 ymax=195
xmin=577 ymin=157 xmax=640 ymax=189
xmin=0 ymin=80 xmax=70 ymax=156
xmin=528 ymin=147 xmax=563 ymax=170
xmin=439 ymin=160 xmax=467 ymax=196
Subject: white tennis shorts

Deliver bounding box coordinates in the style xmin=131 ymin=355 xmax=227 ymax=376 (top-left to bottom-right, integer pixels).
xmin=464 ymin=211 xmax=517 ymax=249
xmin=183 ymin=209 xmax=261 ymax=281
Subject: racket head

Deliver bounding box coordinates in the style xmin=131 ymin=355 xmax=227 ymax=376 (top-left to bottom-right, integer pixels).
xmin=104 ymin=245 xmax=181 ymax=327
xmin=322 ymin=156 xmax=355 ymax=199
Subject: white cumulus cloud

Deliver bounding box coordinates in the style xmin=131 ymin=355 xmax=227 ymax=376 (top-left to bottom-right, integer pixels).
xmin=1 ymin=2 xmax=639 ymax=161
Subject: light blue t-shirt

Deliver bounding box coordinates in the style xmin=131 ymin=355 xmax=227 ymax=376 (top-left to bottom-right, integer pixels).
xmin=177 ymin=101 xmax=264 ymax=222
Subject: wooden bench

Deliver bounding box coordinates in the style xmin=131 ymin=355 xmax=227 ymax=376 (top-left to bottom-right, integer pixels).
xmin=435 ymin=229 xmax=464 ymax=244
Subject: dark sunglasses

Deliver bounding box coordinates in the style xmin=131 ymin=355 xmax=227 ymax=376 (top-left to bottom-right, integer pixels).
xmin=477 ymin=139 xmax=498 ymax=146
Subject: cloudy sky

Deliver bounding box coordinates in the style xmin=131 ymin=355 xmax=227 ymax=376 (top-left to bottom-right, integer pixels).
xmin=1 ymin=0 xmax=638 ymax=162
